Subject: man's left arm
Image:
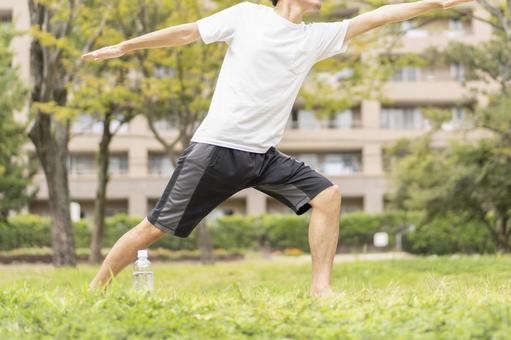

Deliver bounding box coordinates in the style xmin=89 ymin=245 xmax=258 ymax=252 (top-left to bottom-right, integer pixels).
xmin=345 ymin=0 xmax=473 ymax=41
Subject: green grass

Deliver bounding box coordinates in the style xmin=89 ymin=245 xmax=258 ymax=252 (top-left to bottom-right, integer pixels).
xmin=1 ymin=256 xmax=511 ymax=339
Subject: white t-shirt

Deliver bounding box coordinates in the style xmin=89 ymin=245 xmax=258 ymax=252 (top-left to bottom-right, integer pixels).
xmin=191 ymin=1 xmax=350 ymax=153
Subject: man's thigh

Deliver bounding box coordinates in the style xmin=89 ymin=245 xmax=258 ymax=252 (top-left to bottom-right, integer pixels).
xmin=252 ymin=148 xmax=335 ymax=215
xmin=147 ymin=142 xmax=248 ymax=238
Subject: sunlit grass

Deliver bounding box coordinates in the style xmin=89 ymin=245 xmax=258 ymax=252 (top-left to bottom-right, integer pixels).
xmin=1 ymin=256 xmax=511 ymax=339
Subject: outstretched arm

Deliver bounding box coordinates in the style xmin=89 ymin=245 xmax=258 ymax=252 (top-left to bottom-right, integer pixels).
xmin=81 ymin=22 xmax=201 ymax=61
xmin=345 ymin=0 xmax=473 ymax=41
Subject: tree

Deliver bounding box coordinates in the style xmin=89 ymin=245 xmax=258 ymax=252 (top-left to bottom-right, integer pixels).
xmin=71 ymin=71 xmax=138 ymax=263
xmin=68 ymin=2 xmax=143 ymax=263
xmin=28 ymin=0 xmax=106 ymax=265
xmin=0 ymin=24 xmax=34 ymax=221
xmin=387 ymin=2 xmax=511 ymax=251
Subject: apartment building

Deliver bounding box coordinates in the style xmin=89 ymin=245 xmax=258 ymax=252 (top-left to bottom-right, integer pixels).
xmin=2 ymin=1 xmax=492 ymax=220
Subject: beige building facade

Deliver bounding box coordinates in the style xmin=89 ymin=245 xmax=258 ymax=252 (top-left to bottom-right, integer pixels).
xmin=2 ymin=1 xmax=491 ymax=220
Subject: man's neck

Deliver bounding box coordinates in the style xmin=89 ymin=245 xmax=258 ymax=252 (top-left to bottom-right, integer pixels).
xmin=273 ymin=2 xmax=306 ymax=24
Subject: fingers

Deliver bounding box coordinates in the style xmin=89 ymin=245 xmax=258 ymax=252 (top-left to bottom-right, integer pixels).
xmin=80 ymin=47 xmax=114 ymax=61
xmin=80 ymin=52 xmax=96 ymax=61
xmin=80 ymin=44 xmax=126 ymax=62
xmin=81 ymin=51 xmax=103 ymax=61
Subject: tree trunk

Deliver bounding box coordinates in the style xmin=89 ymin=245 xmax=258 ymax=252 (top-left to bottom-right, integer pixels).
xmin=259 ymin=235 xmax=272 ymax=259
xmin=498 ymin=215 xmax=511 ymax=252
xmin=28 ymin=113 xmax=76 ymax=266
xmin=90 ymin=114 xmax=113 ymax=263
xmin=197 ymin=219 xmax=214 ymax=264
xmin=28 ymin=0 xmax=78 ymax=266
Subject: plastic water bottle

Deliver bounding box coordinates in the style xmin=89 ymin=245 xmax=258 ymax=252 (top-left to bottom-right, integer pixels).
xmin=133 ymin=249 xmax=154 ymax=292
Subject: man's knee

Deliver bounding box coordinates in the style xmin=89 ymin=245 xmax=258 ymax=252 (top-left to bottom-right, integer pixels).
xmin=138 ymin=217 xmax=166 ymax=241
xmin=310 ymin=184 xmax=342 ymax=212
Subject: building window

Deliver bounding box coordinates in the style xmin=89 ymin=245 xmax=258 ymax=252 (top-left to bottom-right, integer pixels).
xmin=381 ymin=107 xmax=426 ymax=129
xmin=72 ymin=114 xmax=128 ymax=134
xmin=320 ymin=152 xmax=362 ymax=175
xmin=290 ymin=152 xmax=362 ymax=175
xmin=148 ymin=153 xmax=174 ymax=175
xmin=152 ymin=119 xmax=177 ymax=132
xmin=288 ymin=108 xmax=361 ymax=130
xmin=296 ymin=110 xmax=321 ymax=129
xmin=401 ymin=20 xmax=428 ymax=37
xmin=442 ymin=107 xmax=467 ymax=131
xmin=450 ymin=63 xmax=465 ymax=82
xmin=391 ymin=67 xmax=420 ymax=82
xmin=72 ymin=114 xmax=103 ymax=134
xmin=68 ymin=154 xmax=94 ymax=175
xmin=293 ymin=153 xmax=320 ymax=170
xmin=452 ymin=107 xmax=465 ymax=122
xmin=340 ymin=197 xmax=364 ymax=213
xmin=0 ymin=10 xmax=12 ymax=23
xmin=328 ymin=109 xmax=362 ymax=129
xmin=109 ymin=154 xmax=129 ymax=175
xmin=447 ymin=18 xmax=465 ymax=37
xmin=111 ymin=119 xmax=129 ymax=134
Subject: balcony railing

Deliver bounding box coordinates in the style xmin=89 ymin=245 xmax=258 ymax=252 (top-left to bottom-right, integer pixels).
xmin=287 ymin=117 xmax=363 ymax=130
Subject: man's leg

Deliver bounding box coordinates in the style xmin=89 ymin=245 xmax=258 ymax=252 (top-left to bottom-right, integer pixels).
xmin=89 ymin=217 xmax=165 ymax=290
xmin=251 ymin=147 xmax=343 ymax=296
xmin=89 ymin=142 xmax=246 ymax=290
xmin=308 ymin=184 xmax=342 ymax=296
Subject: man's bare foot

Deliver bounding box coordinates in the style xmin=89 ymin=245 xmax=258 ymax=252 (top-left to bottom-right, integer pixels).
xmin=310 ymin=288 xmax=346 ymax=298
xmin=88 ymin=278 xmax=109 ymax=293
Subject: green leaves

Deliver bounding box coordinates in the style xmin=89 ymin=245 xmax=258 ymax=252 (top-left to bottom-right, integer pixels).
xmin=0 ymin=24 xmax=33 ymax=220
xmin=387 ymin=3 xmax=511 ymax=251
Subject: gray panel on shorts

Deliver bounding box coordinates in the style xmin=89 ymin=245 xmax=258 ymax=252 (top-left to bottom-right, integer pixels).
xmin=256 ymin=183 xmax=309 ymax=211
xmin=150 ymin=143 xmax=217 ymax=233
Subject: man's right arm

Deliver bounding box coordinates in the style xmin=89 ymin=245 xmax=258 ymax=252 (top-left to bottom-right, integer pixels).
xmin=81 ymin=22 xmax=201 ymax=61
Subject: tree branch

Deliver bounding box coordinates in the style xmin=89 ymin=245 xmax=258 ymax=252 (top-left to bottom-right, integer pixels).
xmin=476 ymin=0 xmax=511 ymax=38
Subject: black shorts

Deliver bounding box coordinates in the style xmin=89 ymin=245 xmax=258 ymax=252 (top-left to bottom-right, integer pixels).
xmin=147 ymin=142 xmax=334 ymax=238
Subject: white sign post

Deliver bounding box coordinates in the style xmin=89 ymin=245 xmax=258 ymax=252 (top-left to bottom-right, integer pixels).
xmin=70 ymin=202 xmax=81 ymax=222
xmin=373 ymin=232 xmax=389 ymax=248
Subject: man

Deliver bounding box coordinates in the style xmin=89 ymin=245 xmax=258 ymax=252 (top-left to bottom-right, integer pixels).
xmin=83 ymin=0 xmax=471 ymax=296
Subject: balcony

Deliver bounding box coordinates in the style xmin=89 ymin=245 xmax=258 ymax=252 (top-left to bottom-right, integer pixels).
xmin=291 ymin=152 xmax=363 ymax=176
xmin=287 ymin=109 xmax=362 ymax=130
xmin=148 ymin=153 xmax=174 ymax=176
xmin=67 ymin=153 xmax=129 ymax=177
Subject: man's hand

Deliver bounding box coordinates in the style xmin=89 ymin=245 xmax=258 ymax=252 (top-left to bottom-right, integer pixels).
xmin=81 ymin=44 xmax=126 ymax=61
xmin=439 ymin=0 xmax=473 ymax=9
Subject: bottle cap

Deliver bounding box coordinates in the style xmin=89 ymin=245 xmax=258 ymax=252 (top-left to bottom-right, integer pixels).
xmin=137 ymin=249 xmax=148 ymax=258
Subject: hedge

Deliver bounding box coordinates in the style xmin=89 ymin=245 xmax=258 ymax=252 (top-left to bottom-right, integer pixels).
xmin=0 ymin=212 xmax=499 ymax=254
xmin=0 ymin=247 xmax=243 ymax=264
xmin=405 ymin=214 xmax=496 ymax=255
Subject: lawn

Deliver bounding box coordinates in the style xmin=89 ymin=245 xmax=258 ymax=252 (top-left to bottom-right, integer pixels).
xmin=1 ymin=256 xmax=511 ymax=339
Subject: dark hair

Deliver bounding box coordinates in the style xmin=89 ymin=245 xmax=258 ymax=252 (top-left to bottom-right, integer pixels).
xmin=272 ymin=0 xmax=279 ymax=6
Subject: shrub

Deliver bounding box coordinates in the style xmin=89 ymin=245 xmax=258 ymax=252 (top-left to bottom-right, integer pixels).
xmin=74 ymin=219 xmax=91 ymax=248
xmin=208 ymin=215 xmax=258 ymax=250
xmin=0 ymin=211 xmax=499 ymax=255
xmin=261 ymin=214 xmax=310 ymax=251
xmin=405 ymin=215 xmax=497 ymax=255
xmin=79 ymin=213 xmax=198 ymax=250
xmin=0 ymin=214 xmax=51 ymax=250
xmin=340 ymin=211 xmax=423 ymax=249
